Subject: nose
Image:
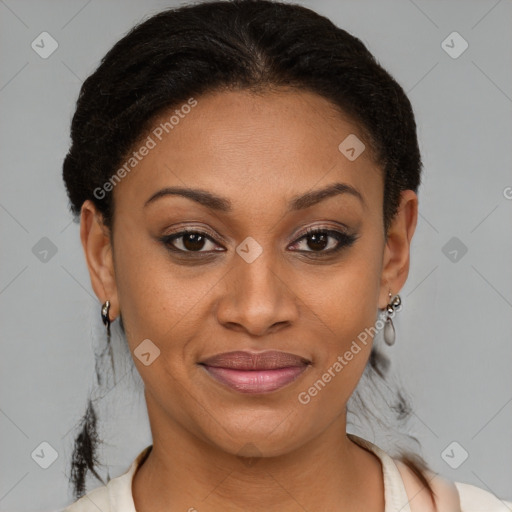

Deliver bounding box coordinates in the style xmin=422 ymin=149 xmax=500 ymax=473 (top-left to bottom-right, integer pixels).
xmin=215 ymin=248 xmax=300 ymax=337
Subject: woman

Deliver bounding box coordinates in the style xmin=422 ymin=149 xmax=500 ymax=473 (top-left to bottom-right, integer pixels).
xmin=61 ymin=1 xmax=511 ymax=510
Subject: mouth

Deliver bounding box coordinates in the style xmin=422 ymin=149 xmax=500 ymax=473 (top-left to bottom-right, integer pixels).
xmin=198 ymin=350 xmax=311 ymax=394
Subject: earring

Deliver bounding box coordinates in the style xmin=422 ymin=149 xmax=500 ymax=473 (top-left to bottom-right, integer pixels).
xmin=99 ymin=299 xmax=116 ymax=384
xmin=383 ymin=289 xmax=401 ymax=346
xmin=101 ymin=300 xmax=111 ymax=339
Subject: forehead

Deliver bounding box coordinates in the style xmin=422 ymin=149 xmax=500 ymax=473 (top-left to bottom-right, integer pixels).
xmin=112 ymin=88 xmax=383 ymax=214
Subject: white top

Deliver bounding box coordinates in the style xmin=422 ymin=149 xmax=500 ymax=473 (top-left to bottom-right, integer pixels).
xmin=64 ymin=434 xmax=512 ymax=511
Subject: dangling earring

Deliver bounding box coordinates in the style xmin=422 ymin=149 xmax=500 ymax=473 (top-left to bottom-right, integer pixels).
xmin=383 ymin=289 xmax=401 ymax=346
xmin=101 ymin=300 xmax=111 ymax=339
xmin=99 ymin=299 xmax=116 ymax=384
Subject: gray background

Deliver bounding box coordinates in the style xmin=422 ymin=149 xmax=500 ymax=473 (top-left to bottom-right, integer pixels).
xmin=1 ymin=0 xmax=511 ymax=510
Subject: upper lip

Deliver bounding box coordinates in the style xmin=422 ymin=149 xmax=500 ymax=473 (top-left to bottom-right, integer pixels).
xmin=199 ymin=350 xmax=311 ymax=370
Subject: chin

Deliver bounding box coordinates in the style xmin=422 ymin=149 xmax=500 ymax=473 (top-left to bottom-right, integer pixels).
xmin=195 ymin=408 xmax=310 ymax=458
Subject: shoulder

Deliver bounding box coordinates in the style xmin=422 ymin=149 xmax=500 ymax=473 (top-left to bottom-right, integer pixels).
xmin=455 ymin=481 xmax=512 ymax=512
xmin=62 ymin=445 xmax=152 ymax=512
xmin=62 ymin=485 xmax=111 ymax=512
xmin=396 ymin=460 xmax=512 ymax=512
xmin=395 ymin=459 xmax=460 ymax=512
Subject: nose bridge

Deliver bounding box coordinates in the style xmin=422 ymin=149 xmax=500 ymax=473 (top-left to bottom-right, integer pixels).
xmin=236 ymin=241 xmax=281 ymax=297
xmin=216 ymin=236 xmax=298 ymax=335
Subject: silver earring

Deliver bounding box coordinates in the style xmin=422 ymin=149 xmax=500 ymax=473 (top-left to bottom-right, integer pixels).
xmin=99 ymin=299 xmax=116 ymax=384
xmin=101 ymin=300 xmax=111 ymax=339
xmin=383 ymin=290 xmax=401 ymax=346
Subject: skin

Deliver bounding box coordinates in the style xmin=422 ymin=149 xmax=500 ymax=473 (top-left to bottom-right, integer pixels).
xmin=80 ymin=88 xmax=418 ymax=511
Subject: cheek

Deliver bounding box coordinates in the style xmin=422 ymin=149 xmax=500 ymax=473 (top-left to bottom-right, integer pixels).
xmin=112 ymin=228 xmax=174 ymax=349
xmin=295 ymin=249 xmax=381 ymax=348
xmin=293 ymin=244 xmax=381 ymax=405
xmin=113 ymin=231 xmax=216 ymax=362
xmin=295 ymin=270 xmax=378 ymax=421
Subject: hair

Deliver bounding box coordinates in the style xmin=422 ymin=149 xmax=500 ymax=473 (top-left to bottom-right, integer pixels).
xmin=62 ymin=0 xmax=435 ymax=506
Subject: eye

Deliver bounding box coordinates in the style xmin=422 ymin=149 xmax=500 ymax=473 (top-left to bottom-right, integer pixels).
xmin=289 ymin=227 xmax=357 ymax=254
xmin=160 ymin=229 xmax=224 ymax=253
xmin=160 ymin=226 xmax=358 ymax=256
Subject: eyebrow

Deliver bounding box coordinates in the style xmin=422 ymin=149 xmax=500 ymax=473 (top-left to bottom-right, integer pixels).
xmin=144 ymin=182 xmax=366 ymax=212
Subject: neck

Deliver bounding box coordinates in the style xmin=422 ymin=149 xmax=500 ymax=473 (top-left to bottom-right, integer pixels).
xmin=132 ymin=400 xmax=384 ymax=512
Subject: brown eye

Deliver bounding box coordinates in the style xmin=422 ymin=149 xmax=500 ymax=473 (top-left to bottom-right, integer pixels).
xmin=159 ymin=227 xmax=357 ymax=257
xmin=161 ymin=230 xmax=222 ymax=253
xmin=290 ymin=228 xmax=357 ymax=254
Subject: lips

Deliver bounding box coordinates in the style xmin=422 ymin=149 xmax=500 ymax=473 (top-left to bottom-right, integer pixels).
xmin=200 ymin=350 xmax=310 ymax=370
xmin=199 ymin=350 xmax=311 ymax=393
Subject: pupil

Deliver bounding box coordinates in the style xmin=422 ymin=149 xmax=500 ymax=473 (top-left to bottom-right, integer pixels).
xmin=308 ymin=233 xmax=328 ymax=251
xmin=184 ymin=233 xmax=205 ymax=251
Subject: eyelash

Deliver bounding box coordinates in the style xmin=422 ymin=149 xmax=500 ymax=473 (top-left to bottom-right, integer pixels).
xmin=159 ymin=227 xmax=358 ymax=257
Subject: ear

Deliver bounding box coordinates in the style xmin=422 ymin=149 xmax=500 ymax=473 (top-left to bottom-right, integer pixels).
xmin=80 ymin=200 xmax=119 ymax=320
xmin=378 ymin=190 xmax=418 ymax=310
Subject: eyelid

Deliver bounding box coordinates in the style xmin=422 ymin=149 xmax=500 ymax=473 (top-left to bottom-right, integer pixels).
xmin=162 ymin=224 xmax=226 ymax=244
xmin=163 ymin=222 xmax=349 ymax=243
xmin=294 ymin=223 xmax=351 ymax=238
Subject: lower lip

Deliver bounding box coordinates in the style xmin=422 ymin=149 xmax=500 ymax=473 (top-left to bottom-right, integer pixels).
xmin=201 ymin=365 xmax=308 ymax=394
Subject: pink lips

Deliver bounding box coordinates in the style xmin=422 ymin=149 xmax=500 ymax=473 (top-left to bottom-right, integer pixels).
xmin=199 ymin=350 xmax=310 ymax=394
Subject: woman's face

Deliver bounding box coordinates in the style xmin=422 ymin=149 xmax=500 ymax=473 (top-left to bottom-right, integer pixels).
xmin=82 ymin=88 xmax=417 ymax=457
